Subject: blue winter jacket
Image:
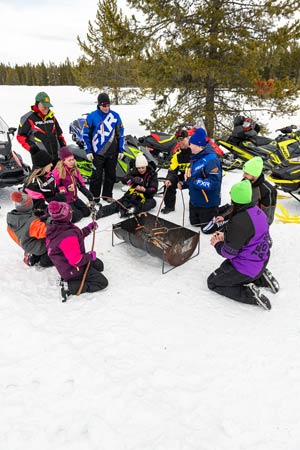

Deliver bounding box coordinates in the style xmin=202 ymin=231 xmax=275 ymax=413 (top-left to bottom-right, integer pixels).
xmin=183 ymin=143 xmax=222 ymax=208
xmin=83 ymin=108 xmax=124 ymax=156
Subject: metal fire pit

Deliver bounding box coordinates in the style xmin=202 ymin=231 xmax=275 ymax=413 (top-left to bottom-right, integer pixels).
xmin=112 ymin=213 xmax=200 ymax=273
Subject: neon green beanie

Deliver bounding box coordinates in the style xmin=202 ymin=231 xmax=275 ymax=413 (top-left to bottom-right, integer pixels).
xmin=230 ymin=179 xmax=252 ymax=204
xmin=243 ymin=156 xmax=263 ymax=177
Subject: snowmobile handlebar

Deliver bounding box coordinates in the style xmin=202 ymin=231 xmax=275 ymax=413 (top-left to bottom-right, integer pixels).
xmin=276 ymin=125 xmax=297 ymax=134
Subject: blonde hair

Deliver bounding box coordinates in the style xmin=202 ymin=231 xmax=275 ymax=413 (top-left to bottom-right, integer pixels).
xmin=55 ymin=160 xmax=77 ymax=179
xmin=25 ymin=167 xmax=49 ymax=185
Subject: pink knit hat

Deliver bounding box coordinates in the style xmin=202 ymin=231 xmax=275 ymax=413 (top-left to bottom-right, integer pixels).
xmin=59 ymin=146 xmax=73 ymax=160
xmin=48 ymin=201 xmax=72 ymax=222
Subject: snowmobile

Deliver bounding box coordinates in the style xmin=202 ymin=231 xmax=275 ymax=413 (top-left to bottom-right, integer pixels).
xmin=137 ymin=124 xmax=224 ymax=169
xmin=267 ymin=161 xmax=300 ymax=202
xmin=69 ymin=114 xmax=88 ymax=149
xmin=218 ymin=117 xmax=300 ymax=172
xmin=0 ymin=116 xmax=30 ymax=188
xmin=137 ymin=131 xmax=178 ymax=168
xmin=70 ymin=134 xmax=157 ymax=184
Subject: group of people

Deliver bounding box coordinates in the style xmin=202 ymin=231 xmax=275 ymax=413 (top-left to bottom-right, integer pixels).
xmin=6 ymin=90 xmax=279 ymax=308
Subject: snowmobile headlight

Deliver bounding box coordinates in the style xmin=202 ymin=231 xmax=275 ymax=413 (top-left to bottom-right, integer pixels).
xmin=0 ymin=153 xmax=5 ymax=160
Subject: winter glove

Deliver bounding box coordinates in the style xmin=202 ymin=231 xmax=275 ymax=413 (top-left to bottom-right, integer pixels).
xmin=88 ymin=200 xmax=96 ymax=211
xmin=88 ymin=250 xmax=97 ymax=261
xmin=87 ymin=221 xmax=98 ymax=232
xmin=132 ymin=176 xmax=144 ymax=185
xmin=118 ymin=152 xmax=124 ymax=160
xmin=86 ymin=153 xmax=94 ymax=162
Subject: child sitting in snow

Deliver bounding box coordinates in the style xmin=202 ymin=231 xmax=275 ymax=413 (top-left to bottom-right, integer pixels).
xmin=52 ymin=146 xmax=94 ymax=223
xmin=7 ymin=191 xmax=53 ymax=267
xmin=24 ymin=144 xmax=64 ymax=215
xmin=46 ymin=201 xmax=108 ymax=301
xmin=96 ymin=153 xmax=158 ymax=219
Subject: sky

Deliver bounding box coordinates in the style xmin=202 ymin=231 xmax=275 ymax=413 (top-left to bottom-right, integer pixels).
xmin=0 ymin=0 xmax=130 ymax=66
xmin=1 ymin=85 xmax=300 ymax=450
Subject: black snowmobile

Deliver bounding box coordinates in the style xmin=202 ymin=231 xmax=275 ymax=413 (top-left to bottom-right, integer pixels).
xmin=70 ymin=134 xmax=157 ymax=184
xmin=0 ymin=116 xmax=30 ymax=188
xmin=138 ymin=131 xmax=178 ymax=168
xmin=267 ymin=161 xmax=300 ymax=202
xmin=218 ymin=116 xmax=300 ymax=172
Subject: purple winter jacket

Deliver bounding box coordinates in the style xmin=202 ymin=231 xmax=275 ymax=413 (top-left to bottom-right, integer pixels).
xmin=46 ymin=221 xmax=93 ymax=280
xmin=216 ymin=205 xmax=270 ymax=278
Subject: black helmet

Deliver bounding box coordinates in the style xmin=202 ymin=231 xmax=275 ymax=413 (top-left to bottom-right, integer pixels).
xmin=233 ymin=115 xmax=245 ymax=127
xmin=175 ymin=129 xmax=188 ymax=140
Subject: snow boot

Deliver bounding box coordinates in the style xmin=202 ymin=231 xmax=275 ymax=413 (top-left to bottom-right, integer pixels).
xmin=262 ymin=268 xmax=280 ymax=294
xmin=59 ymin=279 xmax=70 ymax=303
xmin=161 ymin=206 xmax=175 ymax=214
xmin=248 ymin=283 xmax=272 ymax=311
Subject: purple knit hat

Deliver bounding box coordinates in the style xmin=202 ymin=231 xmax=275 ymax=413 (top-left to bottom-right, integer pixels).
xmin=59 ymin=146 xmax=73 ymax=160
xmin=48 ymin=201 xmax=72 ymax=222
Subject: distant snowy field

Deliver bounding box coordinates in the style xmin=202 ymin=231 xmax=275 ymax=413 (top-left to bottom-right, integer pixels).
xmin=1 ymin=86 xmax=300 ymax=450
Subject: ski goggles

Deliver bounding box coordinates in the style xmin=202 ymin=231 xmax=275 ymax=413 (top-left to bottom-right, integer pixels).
xmin=99 ymin=102 xmax=110 ymax=107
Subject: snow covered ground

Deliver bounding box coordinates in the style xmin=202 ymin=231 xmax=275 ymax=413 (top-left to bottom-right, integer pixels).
xmin=1 ymin=85 xmax=300 ymax=450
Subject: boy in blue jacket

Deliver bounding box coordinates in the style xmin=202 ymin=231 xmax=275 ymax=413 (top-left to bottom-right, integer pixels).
xmin=179 ymin=128 xmax=222 ymax=229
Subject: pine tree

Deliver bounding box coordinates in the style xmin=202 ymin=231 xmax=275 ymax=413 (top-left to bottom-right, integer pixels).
xmin=76 ymin=0 xmax=141 ymax=104
xmin=100 ymin=0 xmax=300 ymax=135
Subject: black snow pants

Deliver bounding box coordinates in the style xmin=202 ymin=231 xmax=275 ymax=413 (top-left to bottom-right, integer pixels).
xmin=207 ymin=259 xmax=267 ymax=305
xmin=67 ymin=258 xmax=108 ymax=295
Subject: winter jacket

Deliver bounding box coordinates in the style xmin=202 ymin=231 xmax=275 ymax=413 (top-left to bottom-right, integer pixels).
xmin=219 ymin=174 xmax=277 ymax=225
xmin=17 ymin=105 xmax=66 ymax=161
xmin=83 ymin=108 xmax=124 ymax=156
xmin=215 ymin=204 xmax=270 ymax=278
xmin=251 ymin=174 xmax=277 ymax=225
xmin=122 ymin=164 xmax=158 ymax=203
xmin=24 ymin=172 xmax=59 ymax=211
xmin=7 ymin=210 xmax=47 ymax=255
xmin=46 ymin=221 xmax=94 ymax=280
xmin=166 ymin=147 xmax=191 ymax=184
xmin=52 ymin=166 xmax=93 ymax=204
xmin=183 ymin=142 xmax=222 ymax=208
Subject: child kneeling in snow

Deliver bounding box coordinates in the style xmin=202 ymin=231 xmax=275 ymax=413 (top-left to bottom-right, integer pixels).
xmin=7 ymin=191 xmax=53 ymax=267
xmin=96 ymin=153 xmax=158 ymax=219
xmin=46 ymin=201 xmax=108 ymax=301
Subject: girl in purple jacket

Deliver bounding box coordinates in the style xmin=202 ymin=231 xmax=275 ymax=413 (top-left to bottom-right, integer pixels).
xmin=52 ymin=147 xmax=93 ymax=223
xmin=46 ymin=201 xmax=108 ymax=301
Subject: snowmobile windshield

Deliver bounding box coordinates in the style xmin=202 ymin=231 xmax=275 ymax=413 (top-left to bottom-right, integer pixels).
xmin=0 ymin=116 xmax=9 ymax=142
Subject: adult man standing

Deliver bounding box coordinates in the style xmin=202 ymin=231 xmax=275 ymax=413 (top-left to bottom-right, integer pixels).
xmin=83 ymin=92 xmax=125 ymax=204
xmin=180 ymin=127 xmax=222 ymax=229
xmin=17 ymin=91 xmax=66 ymax=166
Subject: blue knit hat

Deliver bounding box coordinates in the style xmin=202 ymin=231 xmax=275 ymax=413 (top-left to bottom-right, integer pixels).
xmin=189 ymin=128 xmax=207 ymax=147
